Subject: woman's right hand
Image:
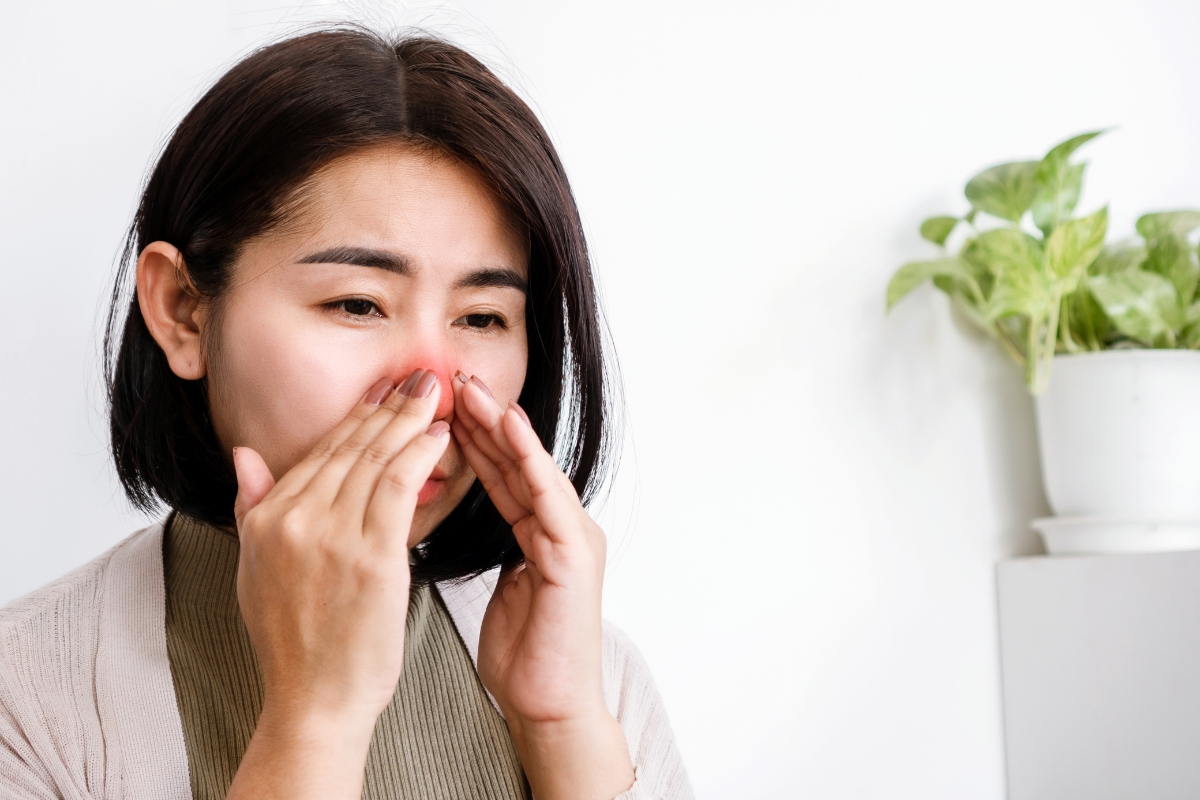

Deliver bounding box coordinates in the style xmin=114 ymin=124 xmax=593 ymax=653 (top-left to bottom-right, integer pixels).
xmin=225 ymin=369 xmax=449 ymax=800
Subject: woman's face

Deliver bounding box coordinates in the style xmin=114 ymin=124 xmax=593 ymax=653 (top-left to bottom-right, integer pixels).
xmin=205 ymin=144 xmax=529 ymax=543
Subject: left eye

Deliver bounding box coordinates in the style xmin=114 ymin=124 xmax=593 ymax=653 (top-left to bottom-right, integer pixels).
xmin=332 ymin=298 xmax=380 ymax=316
xmin=461 ymin=313 xmax=503 ymax=329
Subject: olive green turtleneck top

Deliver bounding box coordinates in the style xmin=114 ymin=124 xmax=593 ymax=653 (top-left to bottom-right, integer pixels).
xmin=162 ymin=513 xmax=531 ymax=800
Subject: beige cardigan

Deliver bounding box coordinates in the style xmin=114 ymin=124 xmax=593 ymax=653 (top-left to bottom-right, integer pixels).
xmin=0 ymin=524 xmax=692 ymax=799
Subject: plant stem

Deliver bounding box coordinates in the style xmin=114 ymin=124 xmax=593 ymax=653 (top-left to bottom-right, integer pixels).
xmin=1025 ymin=314 xmax=1041 ymax=390
xmin=1034 ymin=293 xmax=1064 ymax=394
xmin=1058 ymin=292 xmax=1081 ymax=353
xmin=994 ymin=323 xmax=1027 ymax=367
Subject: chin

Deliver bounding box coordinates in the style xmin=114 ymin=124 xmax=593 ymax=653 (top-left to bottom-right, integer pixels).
xmin=408 ymin=475 xmax=473 ymax=547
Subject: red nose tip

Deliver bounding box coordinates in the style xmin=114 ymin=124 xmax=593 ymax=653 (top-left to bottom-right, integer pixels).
xmin=399 ymin=366 xmax=455 ymax=421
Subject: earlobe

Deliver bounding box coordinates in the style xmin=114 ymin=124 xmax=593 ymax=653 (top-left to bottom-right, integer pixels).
xmin=135 ymin=241 xmax=207 ymax=380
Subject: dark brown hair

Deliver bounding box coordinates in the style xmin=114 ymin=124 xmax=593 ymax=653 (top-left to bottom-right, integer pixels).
xmin=104 ymin=27 xmax=613 ymax=583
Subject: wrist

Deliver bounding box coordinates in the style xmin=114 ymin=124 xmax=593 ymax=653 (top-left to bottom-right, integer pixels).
xmin=505 ymin=705 xmax=634 ymax=800
xmin=256 ymin=698 xmax=379 ymax=751
xmin=227 ymin=703 xmax=378 ymax=800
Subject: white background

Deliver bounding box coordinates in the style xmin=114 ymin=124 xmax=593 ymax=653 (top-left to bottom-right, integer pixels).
xmin=2 ymin=1 xmax=1199 ymax=797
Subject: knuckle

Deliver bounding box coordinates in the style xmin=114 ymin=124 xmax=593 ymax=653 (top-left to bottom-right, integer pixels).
xmin=308 ymin=438 xmax=340 ymax=460
xmin=394 ymin=401 xmax=427 ymax=424
xmin=381 ymin=466 xmax=420 ymax=496
xmin=348 ymin=404 xmax=375 ymax=422
xmin=352 ymin=557 xmax=386 ymax=586
xmin=336 ymin=436 xmax=371 ymax=457
xmin=360 ymin=441 xmax=397 ymax=468
xmin=276 ymin=507 xmax=310 ymax=545
xmin=242 ymin=502 xmax=267 ymax=531
xmin=314 ymin=532 xmax=345 ymax=564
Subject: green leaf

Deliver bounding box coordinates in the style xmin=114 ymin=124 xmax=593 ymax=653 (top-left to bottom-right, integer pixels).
xmin=1184 ymin=302 xmax=1200 ymax=349
xmin=1144 ymin=233 xmax=1200 ymax=306
xmin=1087 ymin=270 xmax=1184 ymax=346
xmin=988 ymin=269 xmax=1052 ymax=320
xmin=1037 ymin=131 xmax=1103 ymax=181
xmin=1031 ymin=131 xmax=1102 ymax=236
xmin=887 ymin=258 xmax=979 ymax=311
xmin=1182 ymin=322 xmax=1200 ymax=349
xmin=960 ymin=229 xmax=1050 ymax=322
xmin=1187 ymin=300 xmax=1200 ymax=327
xmin=1136 ymin=210 xmax=1200 ymax=240
xmin=1091 ymin=239 xmax=1146 ymax=275
xmin=1031 ymin=162 xmax=1085 ymax=237
xmin=964 ymin=228 xmax=1045 ymax=278
xmin=964 ymin=161 xmax=1040 ymax=223
xmin=919 ymin=216 xmax=959 ymax=246
xmin=1045 ymin=206 xmax=1108 ymax=289
xmin=1066 ymin=285 xmax=1112 ymax=349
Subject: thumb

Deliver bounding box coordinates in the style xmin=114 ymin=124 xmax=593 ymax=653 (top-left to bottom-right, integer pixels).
xmin=232 ymin=446 xmax=275 ymax=533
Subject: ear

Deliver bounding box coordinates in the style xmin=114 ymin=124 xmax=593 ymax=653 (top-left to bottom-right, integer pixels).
xmin=136 ymin=241 xmax=207 ymax=380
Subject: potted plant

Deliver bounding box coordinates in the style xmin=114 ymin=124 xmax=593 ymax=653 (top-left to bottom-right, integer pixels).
xmin=888 ymin=132 xmax=1200 ymax=553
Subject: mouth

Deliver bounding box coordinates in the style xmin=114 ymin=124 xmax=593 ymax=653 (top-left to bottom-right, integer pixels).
xmin=417 ymin=466 xmax=450 ymax=505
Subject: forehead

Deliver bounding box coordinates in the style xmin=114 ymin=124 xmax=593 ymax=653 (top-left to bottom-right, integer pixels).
xmin=275 ymin=143 xmax=528 ymax=277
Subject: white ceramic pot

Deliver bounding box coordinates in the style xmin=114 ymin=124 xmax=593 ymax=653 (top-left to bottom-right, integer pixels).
xmin=1030 ymin=517 xmax=1200 ymax=555
xmin=1035 ymin=350 xmax=1200 ymax=519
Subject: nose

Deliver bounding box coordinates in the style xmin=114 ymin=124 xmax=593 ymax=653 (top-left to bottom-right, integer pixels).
xmin=398 ymin=364 xmax=455 ymax=421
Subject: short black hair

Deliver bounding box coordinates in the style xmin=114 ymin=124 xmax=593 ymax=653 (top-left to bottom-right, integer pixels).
xmin=104 ymin=27 xmax=615 ymax=583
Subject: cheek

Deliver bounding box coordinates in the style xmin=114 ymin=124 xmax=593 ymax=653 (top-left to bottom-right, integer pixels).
xmin=452 ymin=332 xmax=529 ymax=408
xmin=209 ymin=304 xmax=385 ymax=475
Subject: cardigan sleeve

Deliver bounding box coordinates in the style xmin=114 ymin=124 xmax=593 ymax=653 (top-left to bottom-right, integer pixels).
xmin=0 ymin=699 xmax=63 ymax=800
xmin=0 ymin=558 xmax=115 ymax=800
xmin=602 ymin=622 xmax=694 ymax=800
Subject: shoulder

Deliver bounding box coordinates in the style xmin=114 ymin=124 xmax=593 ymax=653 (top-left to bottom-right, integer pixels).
xmin=600 ymin=621 xmax=695 ymax=800
xmin=0 ymin=523 xmax=172 ymax=799
xmin=599 ymin=620 xmax=668 ymax=733
xmin=0 ymin=523 xmax=163 ymax=637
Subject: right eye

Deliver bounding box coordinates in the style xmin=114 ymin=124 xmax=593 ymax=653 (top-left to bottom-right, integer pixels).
xmin=328 ymin=298 xmax=381 ymax=317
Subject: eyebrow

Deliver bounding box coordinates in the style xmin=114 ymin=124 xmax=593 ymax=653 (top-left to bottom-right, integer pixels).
xmin=454 ymin=268 xmax=528 ymax=295
xmin=298 ymin=246 xmax=528 ymax=295
xmin=297 ymin=247 xmax=410 ymax=273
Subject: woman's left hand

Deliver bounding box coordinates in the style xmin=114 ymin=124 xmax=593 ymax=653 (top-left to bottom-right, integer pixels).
xmin=452 ymin=374 xmax=634 ymax=800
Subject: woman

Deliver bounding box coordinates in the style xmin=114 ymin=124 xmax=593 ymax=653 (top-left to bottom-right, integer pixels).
xmin=0 ymin=27 xmax=691 ymax=800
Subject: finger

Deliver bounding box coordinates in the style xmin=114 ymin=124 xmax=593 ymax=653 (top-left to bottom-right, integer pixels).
xmin=298 ymin=370 xmax=431 ymax=504
xmin=452 ymin=419 xmax=530 ymax=524
xmin=232 ymin=446 xmax=275 ymax=533
xmin=456 ymin=383 xmax=537 ymax=515
xmin=330 ymin=375 xmax=443 ymax=516
xmin=503 ymin=403 xmax=584 ymax=540
xmin=362 ymin=421 xmax=452 ymax=556
xmin=450 ymin=371 xmax=489 ymax=441
xmin=454 ymin=374 xmax=537 ymax=513
xmin=270 ymin=376 xmax=398 ymax=498
xmin=460 ymin=376 xmax=520 ymax=465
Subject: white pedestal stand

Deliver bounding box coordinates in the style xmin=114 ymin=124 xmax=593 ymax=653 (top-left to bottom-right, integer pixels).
xmin=997 ymin=550 xmax=1200 ymax=799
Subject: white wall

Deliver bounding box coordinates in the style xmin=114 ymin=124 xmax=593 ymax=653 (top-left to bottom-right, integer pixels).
xmin=2 ymin=1 xmax=1198 ymax=797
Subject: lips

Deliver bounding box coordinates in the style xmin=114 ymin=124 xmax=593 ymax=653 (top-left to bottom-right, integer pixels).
xmin=417 ymin=454 xmax=453 ymax=505
xmin=417 ymin=475 xmax=447 ymax=505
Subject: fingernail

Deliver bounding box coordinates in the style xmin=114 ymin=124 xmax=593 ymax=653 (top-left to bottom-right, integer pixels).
xmin=454 ymin=370 xmax=468 ymax=384
xmin=363 ymin=377 xmax=395 ymax=405
xmin=414 ymin=370 xmax=439 ymax=399
xmin=426 ymin=420 xmax=450 ymax=438
xmin=509 ymin=400 xmax=531 ymax=426
xmin=469 ymin=375 xmax=495 ymax=400
xmin=398 ymin=370 xmax=424 ymax=397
